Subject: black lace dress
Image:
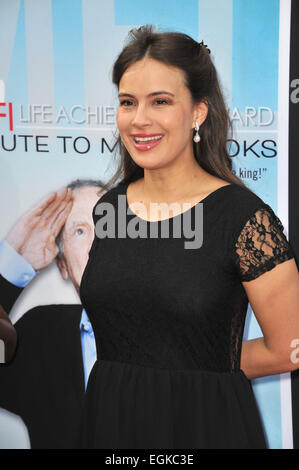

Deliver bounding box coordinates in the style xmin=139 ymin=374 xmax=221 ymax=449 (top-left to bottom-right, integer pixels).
xmin=79 ymin=181 xmax=295 ymax=449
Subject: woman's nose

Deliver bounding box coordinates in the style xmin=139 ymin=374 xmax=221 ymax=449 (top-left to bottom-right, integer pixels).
xmin=131 ymin=104 xmax=152 ymax=127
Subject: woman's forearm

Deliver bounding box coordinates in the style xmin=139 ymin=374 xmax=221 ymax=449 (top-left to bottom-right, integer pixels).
xmin=240 ymin=337 xmax=298 ymax=380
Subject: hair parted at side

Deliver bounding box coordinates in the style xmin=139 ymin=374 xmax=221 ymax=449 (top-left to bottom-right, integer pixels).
xmin=107 ymin=24 xmax=249 ymax=192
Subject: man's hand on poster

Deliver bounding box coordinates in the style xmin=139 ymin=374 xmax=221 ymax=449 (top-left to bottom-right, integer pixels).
xmin=6 ymin=188 xmax=73 ymax=271
xmin=0 ymin=304 xmax=17 ymax=363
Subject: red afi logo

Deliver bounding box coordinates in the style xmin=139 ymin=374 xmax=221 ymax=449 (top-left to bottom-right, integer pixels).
xmin=0 ymin=102 xmax=13 ymax=131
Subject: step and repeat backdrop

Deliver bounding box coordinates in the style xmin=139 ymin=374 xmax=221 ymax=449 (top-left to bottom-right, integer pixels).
xmin=0 ymin=0 xmax=298 ymax=449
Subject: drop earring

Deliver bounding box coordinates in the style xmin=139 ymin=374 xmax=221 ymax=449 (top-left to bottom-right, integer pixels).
xmin=193 ymin=122 xmax=200 ymax=143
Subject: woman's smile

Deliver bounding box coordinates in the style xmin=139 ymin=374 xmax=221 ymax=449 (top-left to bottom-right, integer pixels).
xmin=130 ymin=134 xmax=164 ymax=152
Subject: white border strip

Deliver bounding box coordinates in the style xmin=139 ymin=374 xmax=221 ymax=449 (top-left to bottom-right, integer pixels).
xmin=278 ymin=0 xmax=293 ymax=450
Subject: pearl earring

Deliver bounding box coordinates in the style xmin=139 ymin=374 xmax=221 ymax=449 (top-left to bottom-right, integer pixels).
xmin=193 ymin=122 xmax=200 ymax=143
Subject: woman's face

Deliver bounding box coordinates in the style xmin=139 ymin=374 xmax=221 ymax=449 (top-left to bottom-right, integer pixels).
xmin=116 ymin=58 xmax=200 ymax=171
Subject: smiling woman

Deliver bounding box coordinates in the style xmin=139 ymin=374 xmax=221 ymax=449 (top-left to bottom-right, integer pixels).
xmin=117 ymin=58 xmax=204 ymax=164
xmin=78 ymin=25 xmax=299 ymax=449
xmin=109 ymin=26 xmax=243 ymax=193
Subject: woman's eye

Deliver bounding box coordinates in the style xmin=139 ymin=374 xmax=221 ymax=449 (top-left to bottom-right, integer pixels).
xmin=120 ymin=100 xmax=133 ymax=106
xmin=76 ymin=228 xmax=84 ymax=235
xmin=155 ymin=99 xmax=168 ymax=105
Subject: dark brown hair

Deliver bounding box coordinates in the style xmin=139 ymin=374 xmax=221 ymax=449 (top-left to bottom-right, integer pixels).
xmin=106 ymin=25 xmax=249 ymax=192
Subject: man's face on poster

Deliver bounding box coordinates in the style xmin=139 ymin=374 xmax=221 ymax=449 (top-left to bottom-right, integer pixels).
xmin=56 ymin=186 xmax=105 ymax=292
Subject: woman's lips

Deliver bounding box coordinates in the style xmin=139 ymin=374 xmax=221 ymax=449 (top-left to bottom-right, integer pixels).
xmin=130 ymin=136 xmax=164 ymax=152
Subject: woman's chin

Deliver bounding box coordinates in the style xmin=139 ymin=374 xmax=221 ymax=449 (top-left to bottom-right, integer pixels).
xmin=134 ymin=161 xmax=168 ymax=171
xmin=129 ymin=153 xmax=171 ymax=171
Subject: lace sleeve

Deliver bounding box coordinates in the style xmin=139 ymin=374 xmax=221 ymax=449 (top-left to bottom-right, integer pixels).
xmin=234 ymin=204 xmax=295 ymax=282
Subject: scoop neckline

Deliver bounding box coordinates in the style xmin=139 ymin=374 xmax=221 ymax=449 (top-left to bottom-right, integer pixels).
xmin=122 ymin=180 xmax=236 ymax=224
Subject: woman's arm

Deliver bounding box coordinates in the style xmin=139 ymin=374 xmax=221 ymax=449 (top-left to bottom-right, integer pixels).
xmin=240 ymin=257 xmax=299 ymax=380
xmin=0 ymin=304 xmax=17 ymax=362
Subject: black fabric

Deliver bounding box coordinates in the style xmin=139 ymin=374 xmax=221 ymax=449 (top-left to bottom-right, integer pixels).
xmin=0 ymin=275 xmax=85 ymax=448
xmin=0 ymin=274 xmax=24 ymax=312
xmin=79 ymin=181 xmax=295 ymax=449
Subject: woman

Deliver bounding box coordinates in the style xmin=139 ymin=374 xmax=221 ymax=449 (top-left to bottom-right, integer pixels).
xmin=79 ymin=25 xmax=299 ymax=449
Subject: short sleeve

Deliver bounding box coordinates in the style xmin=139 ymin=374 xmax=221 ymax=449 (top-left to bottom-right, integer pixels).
xmin=233 ymin=204 xmax=295 ymax=282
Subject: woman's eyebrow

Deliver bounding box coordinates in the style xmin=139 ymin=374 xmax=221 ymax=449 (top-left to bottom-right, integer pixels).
xmin=118 ymin=91 xmax=175 ymax=98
